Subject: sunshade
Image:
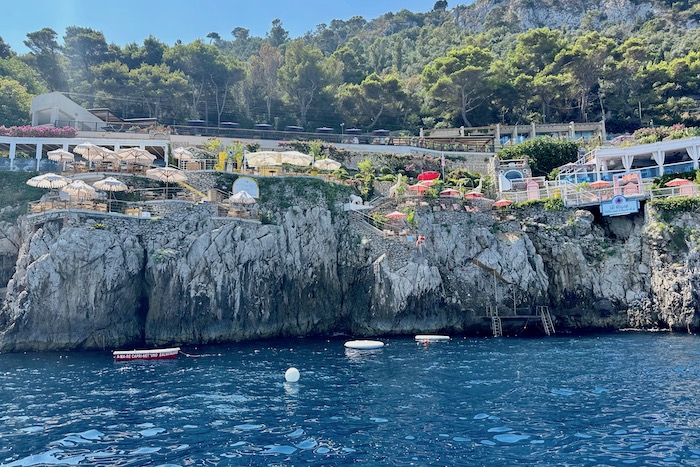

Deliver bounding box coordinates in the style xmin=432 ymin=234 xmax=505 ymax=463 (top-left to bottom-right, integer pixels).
xmin=62 ymin=180 xmax=97 ymax=200
xmin=313 ymin=158 xmax=342 ymax=171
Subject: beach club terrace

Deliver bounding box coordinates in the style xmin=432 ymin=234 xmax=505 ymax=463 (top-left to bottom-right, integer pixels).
xmin=497 ymin=136 xmax=700 ymax=214
xmin=0 ymin=135 xmax=169 ymax=171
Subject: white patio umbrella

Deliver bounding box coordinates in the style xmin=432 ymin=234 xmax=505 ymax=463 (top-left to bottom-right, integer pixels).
xmin=116 ymin=147 xmax=156 ymax=166
xmin=281 ymin=151 xmax=313 ymax=167
xmin=172 ymin=147 xmax=193 ymax=160
xmin=47 ymin=149 xmax=74 ymax=163
xmin=145 ymin=167 xmax=187 ymax=197
xmin=26 ymin=172 xmax=70 ymax=189
xmin=313 ymin=158 xmax=341 ymax=171
xmin=73 ymin=142 xmax=110 ymax=163
xmin=229 ymin=190 xmax=256 ymax=205
xmin=93 ymin=177 xmax=127 ymax=212
xmin=172 ymin=147 xmax=194 ymax=168
xmin=62 ymin=180 xmax=97 ymax=200
xmin=245 ymin=151 xmax=282 ymax=168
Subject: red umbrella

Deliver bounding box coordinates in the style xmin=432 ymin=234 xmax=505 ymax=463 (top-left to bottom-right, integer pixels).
xmin=665 ymin=178 xmax=692 ymax=187
xmin=589 ymin=180 xmax=612 ymax=189
xmin=417 ymin=171 xmax=440 ymax=181
xmin=408 ymin=183 xmax=430 ymax=194
xmin=493 ymin=199 xmax=513 ymax=208
xmin=386 ymin=211 xmax=407 ymax=220
xmin=464 ymin=191 xmax=484 ymax=199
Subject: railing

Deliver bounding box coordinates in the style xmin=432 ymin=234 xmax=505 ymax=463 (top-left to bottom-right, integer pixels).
xmin=557 ymin=161 xmax=696 ymax=185
xmin=49 ymin=121 xmax=504 ymax=154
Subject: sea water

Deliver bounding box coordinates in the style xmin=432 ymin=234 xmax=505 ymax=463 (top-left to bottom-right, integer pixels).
xmin=1 ymin=333 xmax=700 ymax=466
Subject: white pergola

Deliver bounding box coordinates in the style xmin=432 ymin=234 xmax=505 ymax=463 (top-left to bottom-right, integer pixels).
xmin=0 ymin=136 xmax=170 ymax=171
xmin=593 ymin=136 xmax=700 ymax=177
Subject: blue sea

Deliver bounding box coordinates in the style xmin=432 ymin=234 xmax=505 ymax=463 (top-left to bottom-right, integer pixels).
xmin=2 ymin=333 xmax=700 ymax=466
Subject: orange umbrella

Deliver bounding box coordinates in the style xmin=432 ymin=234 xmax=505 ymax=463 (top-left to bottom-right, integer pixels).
xmin=408 ymin=183 xmax=430 ymax=194
xmin=440 ymin=188 xmax=461 ymax=197
xmin=464 ymin=191 xmax=484 ymax=199
xmin=386 ymin=211 xmax=407 ymax=220
xmin=665 ymin=178 xmax=692 ymax=187
xmin=493 ymin=199 xmax=513 ymax=208
xmin=589 ymin=180 xmax=612 ymax=189
xmin=420 ymin=179 xmax=436 ymax=187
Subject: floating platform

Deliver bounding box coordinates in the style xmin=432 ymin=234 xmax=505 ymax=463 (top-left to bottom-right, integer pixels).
xmin=344 ymin=340 xmax=385 ymax=350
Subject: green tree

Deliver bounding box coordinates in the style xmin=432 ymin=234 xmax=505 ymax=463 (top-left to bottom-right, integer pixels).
xmin=422 ymin=45 xmax=493 ymax=127
xmin=267 ymin=19 xmax=289 ymax=48
xmin=279 ymin=40 xmax=327 ymax=127
xmin=164 ymin=40 xmax=243 ymax=123
xmin=23 ymin=28 xmax=66 ymax=91
xmin=0 ymin=56 xmax=47 ymax=95
xmin=336 ymin=73 xmax=409 ymax=130
xmin=551 ymin=32 xmax=616 ymax=122
xmin=129 ymin=63 xmax=190 ymax=123
xmin=63 ymin=26 xmax=111 ymax=83
xmin=332 ymin=38 xmax=369 ymax=84
xmin=248 ymin=43 xmax=282 ymax=123
xmin=0 ymin=78 xmax=31 ymax=125
xmin=497 ymin=137 xmax=580 ymax=178
xmin=0 ymin=37 xmax=14 ymax=59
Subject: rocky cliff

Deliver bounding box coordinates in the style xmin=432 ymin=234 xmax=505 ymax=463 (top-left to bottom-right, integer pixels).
xmin=452 ymin=0 xmax=665 ymax=33
xmin=0 ymin=197 xmax=697 ymax=352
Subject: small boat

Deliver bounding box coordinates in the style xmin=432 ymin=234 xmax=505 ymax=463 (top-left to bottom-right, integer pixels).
xmin=415 ymin=335 xmax=450 ymax=342
xmin=112 ymin=347 xmax=180 ymax=361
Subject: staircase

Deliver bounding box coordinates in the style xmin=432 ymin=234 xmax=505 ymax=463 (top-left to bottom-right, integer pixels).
xmin=177 ymin=181 xmax=207 ymax=199
xmin=538 ymin=306 xmax=556 ymax=336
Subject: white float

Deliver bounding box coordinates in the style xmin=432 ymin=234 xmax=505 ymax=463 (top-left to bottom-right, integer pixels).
xmin=344 ymin=340 xmax=385 ymax=350
xmin=285 ymin=367 xmax=300 ymax=382
xmin=415 ymin=335 xmax=451 ymax=342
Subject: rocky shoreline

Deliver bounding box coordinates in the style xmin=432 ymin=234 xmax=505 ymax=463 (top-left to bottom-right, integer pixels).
xmin=0 ymin=191 xmax=697 ymax=352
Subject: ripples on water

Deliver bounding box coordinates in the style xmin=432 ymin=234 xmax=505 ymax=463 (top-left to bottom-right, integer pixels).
xmin=2 ymin=333 xmax=700 ymax=465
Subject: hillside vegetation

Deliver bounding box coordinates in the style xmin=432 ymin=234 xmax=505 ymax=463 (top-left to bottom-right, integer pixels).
xmin=0 ymin=0 xmax=698 ymax=134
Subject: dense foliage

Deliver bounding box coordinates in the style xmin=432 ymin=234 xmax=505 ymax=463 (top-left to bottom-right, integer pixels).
xmin=0 ymin=1 xmax=698 ymax=133
xmin=498 ymin=137 xmax=580 ymax=177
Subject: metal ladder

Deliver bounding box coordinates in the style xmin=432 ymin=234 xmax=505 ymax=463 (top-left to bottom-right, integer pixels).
xmin=538 ymin=306 xmax=556 ymax=336
xmin=487 ymin=306 xmax=503 ymax=337
xmin=492 ymin=317 xmax=503 ymax=337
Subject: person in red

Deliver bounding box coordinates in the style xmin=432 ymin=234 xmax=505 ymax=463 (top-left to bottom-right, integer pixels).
xmin=416 ymin=235 xmax=425 ymax=252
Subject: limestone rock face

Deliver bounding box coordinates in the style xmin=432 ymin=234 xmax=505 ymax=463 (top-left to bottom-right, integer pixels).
xmin=453 ymin=0 xmax=661 ymax=33
xmin=143 ymin=206 xmax=355 ymax=344
xmin=0 ymin=220 xmax=145 ymax=351
xmin=1 ymin=201 xmax=700 ymax=351
xmin=0 ymin=217 xmax=22 ymax=285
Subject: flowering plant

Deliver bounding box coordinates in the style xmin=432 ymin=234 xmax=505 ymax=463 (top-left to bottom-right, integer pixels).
xmin=0 ymin=126 xmax=78 ymax=138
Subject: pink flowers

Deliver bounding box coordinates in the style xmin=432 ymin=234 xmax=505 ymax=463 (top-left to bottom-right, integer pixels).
xmin=0 ymin=126 xmax=77 ymax=138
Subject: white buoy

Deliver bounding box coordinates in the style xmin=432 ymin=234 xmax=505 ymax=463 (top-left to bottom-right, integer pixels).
xmin=285 ymin=367 xmax=300 ymax=383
